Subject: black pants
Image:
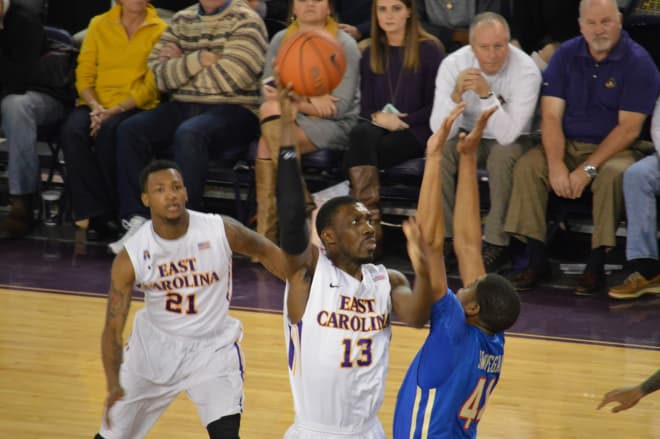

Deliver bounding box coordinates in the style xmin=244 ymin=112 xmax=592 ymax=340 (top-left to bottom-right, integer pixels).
xmin=344 ymin=121 xmax=424 ymax=170
xmin=60 ymin=105 xmax=139 ymax=221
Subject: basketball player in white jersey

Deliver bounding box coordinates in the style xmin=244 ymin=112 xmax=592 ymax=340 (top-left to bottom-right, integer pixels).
xmin=94 ymin=160 xmax=285 ymax=439
xmin=273 ymin=82 xmax=436 ymax=438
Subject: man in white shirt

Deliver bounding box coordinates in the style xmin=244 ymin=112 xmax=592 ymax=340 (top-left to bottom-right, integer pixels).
xmin=430 ymin=11 xmax=541 ymax=273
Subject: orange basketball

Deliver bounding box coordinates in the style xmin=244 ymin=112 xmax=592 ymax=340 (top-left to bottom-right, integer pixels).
xmin=275 ymin=30 xmax=347 ymax=97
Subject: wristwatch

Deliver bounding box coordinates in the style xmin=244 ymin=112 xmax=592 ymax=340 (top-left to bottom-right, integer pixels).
xmin=583 ymin=163 xmax=598 ymax=178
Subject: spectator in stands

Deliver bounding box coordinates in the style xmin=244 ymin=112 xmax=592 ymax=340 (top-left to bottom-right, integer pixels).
xmin=429 ymin=12 xmax=541 ymax=273
xmin=0 ymin=0 xmax=68 ymax=238
xmin=335 ymin=0 xmax=372 ymax=41
xmin=608 ymin=96 xmax=660 ymax=299
xmin=344 ymin=0 xmax=443 ymax=255
xmin=109 ymin=0 xmax=267 ymax=254
xmin=254 ymin=0 xmax=360 ymax=243
xmin=504 ymin=0 xmax=660 ymax=294
xmin=416 ymin=0 xmax=506 ymax=53
xmin=265 ymin=0 xmax=372 ymax=41
xmin=509 ymin=0 xmax=580 ymax=71
xmin=60 ymin=0 xmax=167 ymax=240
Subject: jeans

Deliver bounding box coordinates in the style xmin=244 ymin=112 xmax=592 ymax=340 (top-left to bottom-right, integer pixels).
xmin=60 ymin=106 xmax=140 ymax=221
xmin=623 ymin=154 xmax=660 ymax=261
xmin=116 ymin=101 xmax=259 ymax=218
xmin=1 ymin=92 xmax=66 ymax=195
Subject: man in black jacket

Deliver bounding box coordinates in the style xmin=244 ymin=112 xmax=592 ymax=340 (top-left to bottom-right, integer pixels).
xmin=0 ymin=0 xmax=68 ymax=238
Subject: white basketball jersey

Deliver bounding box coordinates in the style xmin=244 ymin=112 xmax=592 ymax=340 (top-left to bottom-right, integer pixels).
xmin=125 ymin=210 xmax=241 ymax=344
xmin=284 ymin=252 xmax=392 ymax=431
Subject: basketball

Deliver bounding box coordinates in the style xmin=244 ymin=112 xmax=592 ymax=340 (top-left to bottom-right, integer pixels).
xmin=275 ymin=30 xmax=347 ymax=97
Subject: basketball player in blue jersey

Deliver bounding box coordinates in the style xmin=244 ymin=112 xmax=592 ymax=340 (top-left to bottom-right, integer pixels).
xmin=273 ymin=82 xmax=436 ymax=437
xmin=392 ymin=104 xmax=521 ymax=439
xmin=95 ymin=160 xmax=285 ymax=439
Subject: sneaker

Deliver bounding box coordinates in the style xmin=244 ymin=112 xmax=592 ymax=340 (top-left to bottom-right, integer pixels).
xmin=483 ymin=242 xmax=511 ymax=273
xmin=108 ymin=216 xmax=147 ymax=255
xmin=608 ymin=272 xmax=660 ymax=300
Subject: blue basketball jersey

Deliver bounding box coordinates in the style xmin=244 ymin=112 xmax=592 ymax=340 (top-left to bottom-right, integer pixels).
xmin=393 ymin=291 xmax=505 ymax=439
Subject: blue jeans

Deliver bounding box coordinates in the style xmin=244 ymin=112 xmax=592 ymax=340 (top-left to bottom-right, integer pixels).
xmin=1 ymin=92 xmax=66 ymax=195
xmin=116 ymin=101 xmax=259 ymax=218
xmin=623 ymin=154 xmax=660 ymax=261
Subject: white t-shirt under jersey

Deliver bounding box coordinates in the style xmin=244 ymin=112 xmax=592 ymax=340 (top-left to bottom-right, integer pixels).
xmin=125 ymin=210 xmax=241 ymax=345
xmin=284 ymin=252 xmax=392 ymax=433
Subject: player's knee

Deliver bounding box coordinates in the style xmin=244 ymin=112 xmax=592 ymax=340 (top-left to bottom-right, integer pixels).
xmin=206 ymin=413 xmax=241 ymax=439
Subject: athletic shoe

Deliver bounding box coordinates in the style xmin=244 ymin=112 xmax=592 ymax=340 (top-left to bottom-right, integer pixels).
xmin=608 ymin=272 xmax=660 ymax=300
xmin=108 ymin=216 xmax=147 ymax=255
xmin=483 ymin=242 xmax=511 ymax=273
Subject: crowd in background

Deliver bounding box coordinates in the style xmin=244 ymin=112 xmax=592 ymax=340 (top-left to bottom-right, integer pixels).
xmin=1 ymin=0 xmax=659 ymax=300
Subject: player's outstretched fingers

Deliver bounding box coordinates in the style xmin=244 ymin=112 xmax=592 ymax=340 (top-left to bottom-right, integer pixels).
xmin=427 ymin=103 xmax=465 ymax=157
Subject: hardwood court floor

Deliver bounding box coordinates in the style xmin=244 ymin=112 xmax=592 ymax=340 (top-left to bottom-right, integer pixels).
xmin=1 ymin=289 xmax=658 ymax=438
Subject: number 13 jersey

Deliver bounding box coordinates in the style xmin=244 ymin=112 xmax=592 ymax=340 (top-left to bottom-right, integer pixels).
xmin=284 ymin=252 xmax=392 ymax=432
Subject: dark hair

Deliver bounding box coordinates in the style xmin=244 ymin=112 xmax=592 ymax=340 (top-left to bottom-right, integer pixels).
xmin=475 ymin=273 xmax=520 ymax=333
xmin=315 ymin=196 xmax=358 ymax=243
xmin=139 ymin=160 xmax=182 ymax=193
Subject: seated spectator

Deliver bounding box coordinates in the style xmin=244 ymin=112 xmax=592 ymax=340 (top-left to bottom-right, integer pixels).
xmin=416 ymin=0 xmax=505 ymax=53
xmin=430 ymin=12 xmax=541 ymax=272
xmin=504 ymin=0 xmax=660 ymax=295
xmin=608 ymin=96 xmax=660 ymax=299
xmin=335 ymin=0 xmax=372 ymax=41
xmin=265 ymin=0 xmax=372 ymax=41
xmin=344 ymin=0 xmax=443 ymax=255
xmin=509 ymin=0 xmax=580 ymax=71
xmin=109 ymin=0 xmax=268 ymax=254
xmin=0 ymin=0 xmax=69 ymax=238
xmin=255 ymin=0 xmax=360 ymax=243
xmin=60 ymin=0 xmax=167 ymax=240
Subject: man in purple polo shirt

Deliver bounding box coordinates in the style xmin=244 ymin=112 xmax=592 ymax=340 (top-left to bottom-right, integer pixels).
xmin=503 ymin=0 xmax=660 ymax=294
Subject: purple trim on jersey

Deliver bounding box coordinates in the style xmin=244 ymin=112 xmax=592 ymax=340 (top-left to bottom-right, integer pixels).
xmin=234 ymin=342 xmax=244 ymax=380
xmin=287 ymin=321 xmax=303 ymax=370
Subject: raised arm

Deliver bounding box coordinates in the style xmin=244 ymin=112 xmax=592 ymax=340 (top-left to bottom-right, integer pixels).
xmin=417 ymin=104 xmax=465 ymax=295
xmin=223 ymin=215 xmax=286 ymax=281
xmin=453 ymin=107 xmax=497 ymax=285
xmin=275 ymin=84 xmax=319 ymax=323
xmin=100 ymin=251 xmax=135 ymax=427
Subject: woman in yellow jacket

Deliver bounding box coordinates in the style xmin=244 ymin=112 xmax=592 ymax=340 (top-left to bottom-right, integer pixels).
xmin=60 ymin=0 xmax=167 ymax=239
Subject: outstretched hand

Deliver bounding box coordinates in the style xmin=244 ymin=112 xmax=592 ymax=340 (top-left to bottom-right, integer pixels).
xmin=273 ymin=66 xmax=299 ymax=125
xmin=456 ymin=106 xmax=497 ymax=155
xmin=597 ymin=385 xmax=645 ymax=413
xmin=402 ymin=216 xmax=429 ymax=279
xmin=426 ymin=103 xmax=465 ymax=157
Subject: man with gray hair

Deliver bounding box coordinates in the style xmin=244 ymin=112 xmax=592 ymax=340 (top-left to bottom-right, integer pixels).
xmin=504 ymin=0 xmax=660 ymax=294
xmin=430 ymin=12 xmax=541 ymax=273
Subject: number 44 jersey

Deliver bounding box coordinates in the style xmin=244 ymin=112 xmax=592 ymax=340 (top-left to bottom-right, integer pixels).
xmin=393 ymin=291 xmax=505 ymax=439
xmin=283 ymin=252 xmax=392 ymax=432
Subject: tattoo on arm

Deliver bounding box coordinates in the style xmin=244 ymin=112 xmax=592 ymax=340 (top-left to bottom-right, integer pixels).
xmin=641 ymin=369 xmax=660 ymax=395
xmin=103 ymin=281 xmax=131 ymax=380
